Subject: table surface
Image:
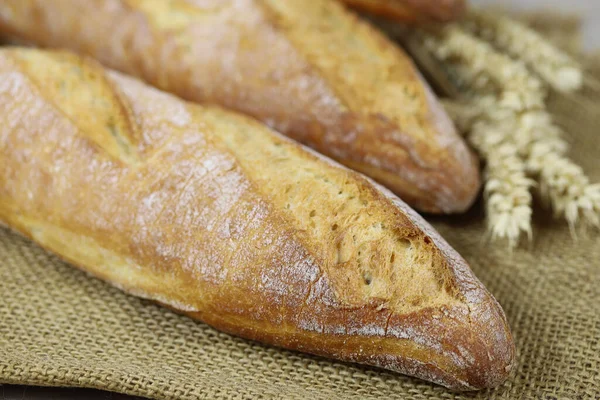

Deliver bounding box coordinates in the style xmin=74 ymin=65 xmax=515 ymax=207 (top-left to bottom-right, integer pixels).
xmin=2 ymin=1 xmax=597 ymax=400
xmin=1 ymin=385 xmax=142 ymax=400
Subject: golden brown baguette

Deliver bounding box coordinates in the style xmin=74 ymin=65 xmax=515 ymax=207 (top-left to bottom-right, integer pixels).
xmin=340 ymin=0 xmax=467 ymax=23
xmin=0 ymin=0 xmax=480 ymax=214
xmin=0 ymin=48 xmax=512 ymax=390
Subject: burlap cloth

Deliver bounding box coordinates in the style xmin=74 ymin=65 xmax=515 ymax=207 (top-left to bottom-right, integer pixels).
xmin=1 ymin=14 xmax=599 ymax=400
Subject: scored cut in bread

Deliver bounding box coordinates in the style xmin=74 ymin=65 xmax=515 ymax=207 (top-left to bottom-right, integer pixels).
xmin=340 ymin=0 xmax=467 ymax=23
xmin=0 ymin=0 xmax=480 ymax=214
xmin=0 ymin=48 xmax=513 ymax=390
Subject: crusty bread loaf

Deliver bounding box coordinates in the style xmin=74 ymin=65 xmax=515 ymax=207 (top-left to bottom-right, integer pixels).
xmin=0 ymin=48 xmax=512 ymax=390
xmin=0 ymin=0 xmax=480 ymax=214
xmin=340 ymin=0 xmax=467 ymax=23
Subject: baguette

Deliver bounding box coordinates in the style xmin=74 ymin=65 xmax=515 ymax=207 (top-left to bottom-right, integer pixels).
xmin=0 ymin=0 xmax=480 ymax=214
xmin=340 ymin=0 xmax=467 ymax=23
xmin=0 ymin=48 xmax=513 ymax=390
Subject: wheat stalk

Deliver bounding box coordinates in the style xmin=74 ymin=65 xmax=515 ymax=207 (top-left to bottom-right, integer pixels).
xmin=485 ymin=146 xmax=534 ymax=247
xmin=462 ymin=9 xmax=583 ymax=92
xmin=421 ymin=25 xmax=545 ymax=103
xmin=420 ymin=28 xmax=534 ymax=245
xmin=517 ymin=113 xmax=600 ymax=233
xmin=416 ymin=23 xmax=600 ymax=245
xmin=444 ymin=97 xmax=534 ymax=247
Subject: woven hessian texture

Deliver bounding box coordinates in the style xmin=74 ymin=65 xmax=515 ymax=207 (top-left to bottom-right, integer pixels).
xmin=1 ymin=18 xmax=599 ymax=400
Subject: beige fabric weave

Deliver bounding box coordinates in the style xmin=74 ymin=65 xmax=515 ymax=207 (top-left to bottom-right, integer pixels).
xmin=1 ymin=17 xmax=599 ymax=400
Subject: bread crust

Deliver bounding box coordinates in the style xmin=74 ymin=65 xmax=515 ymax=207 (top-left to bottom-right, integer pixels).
xmin=0 ymin=48 xmax=512 ymax=390
xmin=0 ymin=0 xmax=480 ymax=214
xmin=341 ymin=0 xmax=467 ymax=23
